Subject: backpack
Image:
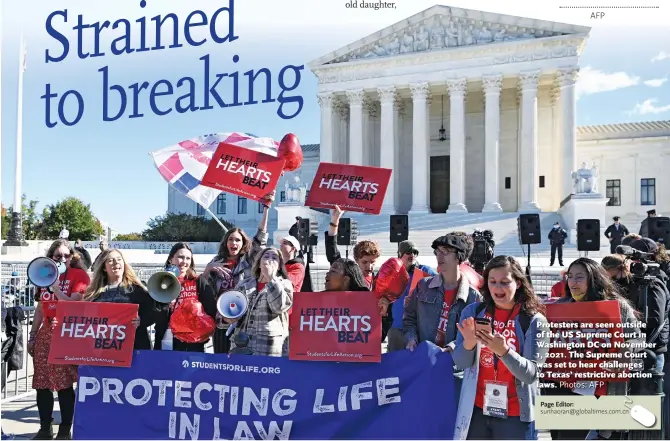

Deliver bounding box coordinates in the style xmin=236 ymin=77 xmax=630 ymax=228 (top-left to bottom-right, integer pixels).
xmin=474 ymin=302 xmax=532 ymax=336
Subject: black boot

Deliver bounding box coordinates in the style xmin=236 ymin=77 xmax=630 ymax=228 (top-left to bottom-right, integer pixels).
xmin=55 ymin=424 xmax=71 ymax=440
xmin=32 ymin=419 xmax=53 ymax=440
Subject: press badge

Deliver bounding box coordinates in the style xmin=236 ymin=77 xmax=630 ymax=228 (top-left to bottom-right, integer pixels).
xmin=483 ymin=381 xmax=508 ymax=419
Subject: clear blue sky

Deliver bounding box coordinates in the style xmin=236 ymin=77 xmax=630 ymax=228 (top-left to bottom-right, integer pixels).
xmin=2 ymin=0 xmax=669 ymax=233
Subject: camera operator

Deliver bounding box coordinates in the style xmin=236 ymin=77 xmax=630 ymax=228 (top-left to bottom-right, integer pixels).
xmin=469 ymin=229 xmax=495 ymax=274
xmin=615 ymin=240 xmax=669 ymax=373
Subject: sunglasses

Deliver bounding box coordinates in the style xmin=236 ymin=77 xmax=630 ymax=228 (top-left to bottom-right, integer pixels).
xmin=53 ymin=253 xmax=71 ymax=260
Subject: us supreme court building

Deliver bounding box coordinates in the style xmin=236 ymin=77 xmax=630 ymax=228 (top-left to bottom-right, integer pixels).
xmin=169 ymin=5 xmax=669 ymax=235
xmin=310 ymin=5 xmax=589 ymax=214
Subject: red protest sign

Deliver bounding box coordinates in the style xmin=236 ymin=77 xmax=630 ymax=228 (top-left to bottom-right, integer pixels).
xmin=543 ymin=300 xmax=626 ymax=383
xmin=289 ymin=291 xmax=381 ymax=362
xmin=48 ymin=302 xmax=138 ymax=367
xmin=305 ymin=163 xmax=392 ymax=214
xmin=200 ymin=142 xmax=285 ymax=202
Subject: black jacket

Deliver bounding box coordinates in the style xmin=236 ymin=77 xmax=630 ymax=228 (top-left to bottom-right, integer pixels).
xmin=2 ymin=306 xmax=25 ymax=372
xmin=604 ymin=224 xmax=629 ymax=246
xmin=619 ymin=275 xmax=669 ymax=354
xmin=548 ymin=228 xmax=568 ymax=245
xmin=153 ymin=275 xmax=217 ymax=351
xmin=288 ymin=223 xmax=299 ymax=239
xmin=92 ymin=283 xmax=157 ymax=350
xmin=75 ymin=246 xmax=92 ymax=270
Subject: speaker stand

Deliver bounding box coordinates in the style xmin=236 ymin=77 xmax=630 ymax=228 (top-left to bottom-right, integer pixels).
xmin=345 ymin=246 xmax=349 ymax=260
xmin=525 ymin=244 xmax=532 ymax=284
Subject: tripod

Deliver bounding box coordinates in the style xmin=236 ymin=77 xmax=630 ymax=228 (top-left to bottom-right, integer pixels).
xmin=525 ymin=244 xmax=532 ymax=283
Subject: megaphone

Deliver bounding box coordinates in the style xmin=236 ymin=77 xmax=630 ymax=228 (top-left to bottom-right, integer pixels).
xmin=26 ymin=257 xmax=65 ymax=288
xmin=217 ymin=290 xmax=248 ymax=320
xmin=217 ymin=290 xmax=248 ymax=337
xmin=147 ymin=265 xmax=181 ymax=304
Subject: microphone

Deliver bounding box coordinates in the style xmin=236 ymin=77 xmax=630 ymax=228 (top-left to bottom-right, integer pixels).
xmin=615 ymin=245 xmax=634 ymax=255
xmin=616 ymin=245 xmax=655 ymax=259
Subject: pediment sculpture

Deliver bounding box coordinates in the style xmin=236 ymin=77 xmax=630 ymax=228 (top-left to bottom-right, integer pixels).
xmin=330 ymin=16 xmax=566 ymax=64
xmin=571 ymin=162 xmax=600 ymax=194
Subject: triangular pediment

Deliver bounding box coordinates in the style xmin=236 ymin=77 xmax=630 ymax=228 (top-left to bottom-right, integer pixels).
xmin=308 ymin=5 xmax=591 ymax=67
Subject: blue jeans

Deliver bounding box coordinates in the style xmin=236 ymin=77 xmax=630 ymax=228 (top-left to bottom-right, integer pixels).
xmin=467 ymin=406 xmax=533 ymax=440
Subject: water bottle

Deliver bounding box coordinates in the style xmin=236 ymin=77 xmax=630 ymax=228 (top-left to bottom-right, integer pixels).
xmin=161 ymin=328 xmax=173 ymax=351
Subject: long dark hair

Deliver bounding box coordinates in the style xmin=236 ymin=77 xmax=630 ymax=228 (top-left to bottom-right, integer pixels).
xmin=564 ymin=257 xmax=622 ymax=302
xmin=336 ymin=258 xmax=369 ymax=291
xmin=481 ymin=255 xmax=545 ymax=316
xmin=216 ymin=227 xmax=251 ymax=261
xmin=166 ymin=242 xmax=197 ymax=280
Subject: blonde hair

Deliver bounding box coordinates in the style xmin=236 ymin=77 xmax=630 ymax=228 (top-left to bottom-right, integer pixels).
xmin=84 ymin=249 xmax=145 ymax=301
xmin=251 ymin=247 xmax=288 ymax=280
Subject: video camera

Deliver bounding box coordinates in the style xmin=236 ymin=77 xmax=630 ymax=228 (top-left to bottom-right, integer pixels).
xmin=615 ymin=245 xmax=661 ymax=280
xmin=470 ymin=229 xmax=495 ymax=272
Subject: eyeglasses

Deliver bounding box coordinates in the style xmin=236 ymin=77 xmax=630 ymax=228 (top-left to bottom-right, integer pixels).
xmin=53 ymin=253 xmax=71 ymax=260
xmin=567 ymin=275 xmax=586 ymax=283
xmin=404 ymin=251 xmax=419 ymax=256
xmin=434 ymin=249 xmax=455 ymax=257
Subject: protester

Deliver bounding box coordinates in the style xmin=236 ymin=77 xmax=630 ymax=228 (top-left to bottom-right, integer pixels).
xmin=550 ymin=271 xmax=567 ymax=298
xmin=153 ymin=242 xmax=217 ymax=352
xmin=325 ymin=206 xmax=380 ymax=289
xmin=404 ymin=233 xmax=481 ymax=352
xmin=28 ymin=239 xmax=90 ymax=440
xmin=289 ymin=216 xmax=300 ymax=239
xmin=452 ymin=255 xmax=549 ymax=440
xmin=227 ymin=247 xmax=294 ymax=356
xmin=548 ymin=221 xmax=567 ymax=266
xmin=546 ymin=257 xmax=643 ymax=440
xmin=91 ymin=240 xmax=109 ymax=271
xmin=324 ymin=258 xmax=370 ymax=292
xmin=604 ymin=216 xmax=629 ymax=254
xmin=74 ymin=239 xmax=92 ymax=270
xmin=278 ymin=235 xmax=305 ymax=293
xmin=202 ymin=193 xmax=271 ymax=354
xmin=451 ymin=232 xmax=484 ymax=289
xmin=83 ymin=249 xmax=155 ymax=350
xmin=382 ymin=240 xmax=436 ymax=352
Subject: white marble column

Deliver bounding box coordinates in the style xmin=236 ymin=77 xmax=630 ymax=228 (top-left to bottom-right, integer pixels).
xmin=378 ymin=86 xmax=397 ymax=213
xmin=447 ymin=78 xmax=468 ymax=213
xmin=346 ymin=89 xmax=365 ymax=165
xmin=518 ymin=70 xmax=541 ymax=212
xmin=317 ymin=92 xmax=334 ymax=163
xmin=410 ymin=82 xmax=430 ymax=213
xmin=556 ymin=67 xmax=579 ymax=199
xmin=482 ymin=74 xmax=503 ymax=212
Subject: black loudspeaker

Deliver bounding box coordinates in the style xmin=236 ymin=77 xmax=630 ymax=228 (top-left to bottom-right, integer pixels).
xmin=577 ymin=219 xmax=600 ymax=251
xmin=337 ymin=218 xmax=359 ymax=246
xmin=390 ymin=215 xmax=409 ymax=243
xmin=517 ymin=214 xmax=541 ymax=245
xmin=297 ymin=218 xmax=318 ymax=247
xmin=649 ymin=217 xmax=670 ymax=245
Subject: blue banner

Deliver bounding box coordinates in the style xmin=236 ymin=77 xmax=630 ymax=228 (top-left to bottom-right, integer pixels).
xmin=73 ymin=342 xmax=457 ymax=440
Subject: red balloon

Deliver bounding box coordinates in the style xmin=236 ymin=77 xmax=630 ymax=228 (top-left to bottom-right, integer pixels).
xmin=278 ymin=133 xmax=304 ymax=172
xmin=460 ymin=263 xmax=484 ymax=290
xmin=374 ymin=258 xmax=410 ymax=302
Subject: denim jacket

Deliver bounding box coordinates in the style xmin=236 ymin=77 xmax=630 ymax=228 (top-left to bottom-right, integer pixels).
xmin=452 ymin=302 xmax=550 ymax=440
xmin=403 ymin=273 xmax=481 ymax=349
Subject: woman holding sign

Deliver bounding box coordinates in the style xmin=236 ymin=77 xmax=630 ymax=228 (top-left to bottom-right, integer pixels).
xmin=227 ymin=247 xmax=294 ymax=356
xmin=153 ymin=243 xmax=218 ymax=352
xmin=202 ymin=192 xmax=273 ymax=354
xmin=452 ymin=255 xmax=549 ymax=440
xmin=546 ymin=257 xmax=642 ymax=441
xmin=84 ymin=249 xmax=155 ymax=350
xmin=28 ymin=239 xmax=90 ymax=440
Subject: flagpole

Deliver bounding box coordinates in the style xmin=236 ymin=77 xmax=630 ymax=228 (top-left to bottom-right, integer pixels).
xmin=4 ymin=32 xmax=27 ymax=246
xmin=204 ymin=207 xmax=229 ymax=233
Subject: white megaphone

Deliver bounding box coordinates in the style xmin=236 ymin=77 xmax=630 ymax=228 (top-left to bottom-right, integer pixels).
xmin=217 ymin=290 xmax=248 ymax=337
xmin=26 ymin=257 xmax=66 ymax=288
xmin=147 ymin=265 xmax=181 ymax=304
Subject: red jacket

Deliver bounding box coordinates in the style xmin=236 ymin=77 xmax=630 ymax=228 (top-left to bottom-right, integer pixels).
xmin=285 ymin=257 xmax=306 ymax=319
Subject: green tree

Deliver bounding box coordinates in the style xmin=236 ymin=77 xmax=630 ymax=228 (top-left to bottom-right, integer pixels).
xmin=115 ymin=233 xmax=143 ymax=241
xmin=142 ymin=212 xmax=233 ymax=242
xmin=2 ymin=195 xmax=43 ymax=239
xmin=41 ymin=197 xmax=104 ymax=240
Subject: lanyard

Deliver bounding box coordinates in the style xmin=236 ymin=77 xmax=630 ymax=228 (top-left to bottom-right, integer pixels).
xmin=491 ymin=305 xmax=517 ymax=380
